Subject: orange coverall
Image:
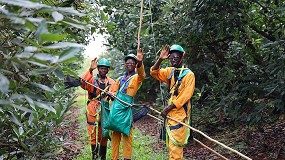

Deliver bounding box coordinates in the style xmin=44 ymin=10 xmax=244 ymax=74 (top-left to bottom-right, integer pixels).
xmin=150 ymin=66 xmax=195 ymax=160
xmin=110 ymin=64 xmax=146 ymax=160
xmin=81 ymin=70 xmax=115 ymax=146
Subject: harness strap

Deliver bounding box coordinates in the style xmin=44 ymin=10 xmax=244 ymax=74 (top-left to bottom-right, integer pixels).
xmin=119 ymin=74 xmax=137 ymax=93
xmin=169 ymin=123 xmax=183 ymax=130
xmin=86 ymin=120 xmax=101 ymax=126
xmin=89 ymin=76 xmax=112 ymax=99
xmin=165 ymin=67 xmax=192 ymax=146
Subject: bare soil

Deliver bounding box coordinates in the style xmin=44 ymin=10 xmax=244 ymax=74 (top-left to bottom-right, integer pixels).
xmin=54 ymin=104 xmax=285 ymax=160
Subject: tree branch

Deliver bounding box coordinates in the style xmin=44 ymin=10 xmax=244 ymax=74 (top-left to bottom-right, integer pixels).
xmin=249 ymin=25 xmax=276 ymax=41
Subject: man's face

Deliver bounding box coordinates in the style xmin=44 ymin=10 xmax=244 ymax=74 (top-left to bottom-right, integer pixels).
xmin=169 ymin=52 xmax=182 ymax=67
xmin=125 ymin=58 xmax=136 ymax=72
xmin=98 ymin=66 xmax=109 ymax=77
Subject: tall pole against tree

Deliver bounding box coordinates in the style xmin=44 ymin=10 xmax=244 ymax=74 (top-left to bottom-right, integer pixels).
xmin=137 ymin=0 xmax=144 ymax=50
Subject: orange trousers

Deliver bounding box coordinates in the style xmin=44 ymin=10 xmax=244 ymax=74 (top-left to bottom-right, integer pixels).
xmin=111 ymin=129 xmax=133 ymax=159
xmin=86 ymin=112 xmax=108 ymax=146
xmin=168 ymin=125 xmax=187 ymax=160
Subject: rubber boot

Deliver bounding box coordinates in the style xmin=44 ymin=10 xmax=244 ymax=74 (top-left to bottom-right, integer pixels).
xmin=99 ymin=145 xmax=107 ymax=160
xmin=91 ymin=144 xmax=98 ymax=160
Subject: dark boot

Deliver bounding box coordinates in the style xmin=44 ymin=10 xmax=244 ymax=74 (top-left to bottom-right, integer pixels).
xmin=91 ymin=144 xmax=98 ymax=160
xmin=99 ymin=145 xmax=107 ymax=160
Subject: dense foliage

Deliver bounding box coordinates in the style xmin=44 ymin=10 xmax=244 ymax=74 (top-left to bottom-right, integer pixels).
xmin=0 ymin=0 xmax=284 ymax=159
xmin=0 ymin=0 xmax=99 ymax=159
xmin=96 ymin=0 xmax=285 ymax=127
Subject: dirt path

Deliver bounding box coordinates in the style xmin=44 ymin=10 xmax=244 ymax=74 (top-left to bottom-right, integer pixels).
xmin=134 ymin=114 xmax=285 ymax=160
xmin=53 ymin=105 xmax=85 ymax=160
xmin=133 ymin=116 xmax=223 ymax=160
xmin=53 ymin=103 xmax=285 ymax=160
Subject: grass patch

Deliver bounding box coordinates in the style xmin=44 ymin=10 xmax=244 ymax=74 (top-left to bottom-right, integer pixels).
xmin=74 ymin=92 xmax=92 ymax=160
xmin=131 ymin=129 xmax=167 ymax=160
xmin=74 ymin=91 xmax=167 ymax=159
xmin=74 ymin=57 xmax=167 ymax=159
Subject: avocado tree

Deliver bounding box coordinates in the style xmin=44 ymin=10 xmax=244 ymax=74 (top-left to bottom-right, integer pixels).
xmin=0 ymin=0 xmax=101 ymax=159
xmin=96 ymin=0 xmax=285 ymax=127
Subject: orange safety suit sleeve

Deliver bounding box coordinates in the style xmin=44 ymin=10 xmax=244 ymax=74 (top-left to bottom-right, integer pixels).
xmin=150 ymin=66 xmax=174 ymax=85
xmin=80 ymin=70 xmax=95 ymax=93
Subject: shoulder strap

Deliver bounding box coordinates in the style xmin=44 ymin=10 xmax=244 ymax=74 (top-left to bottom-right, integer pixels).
xmin=174 ymin=68 xmax=191 ymax=96
xmin=119 ymin=74 xmax=136 ymax=93
xmin=178 ymin=68 xmax=191 ymax=81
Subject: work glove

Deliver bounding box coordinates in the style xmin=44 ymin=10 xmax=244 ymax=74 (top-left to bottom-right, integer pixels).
xmin=161 ymin=104 xmax=175 ymax=119
xmin=64 ymin=75 xmax=81 ymax=89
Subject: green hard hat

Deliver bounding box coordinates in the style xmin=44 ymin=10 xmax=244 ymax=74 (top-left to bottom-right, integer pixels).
xmin=124 ymin=54 xmax=137 ymax=62
xmin=98 ymin=58 xmax=110 ymax=67
xmin=170 ymin=44 xmax=185 ymax=53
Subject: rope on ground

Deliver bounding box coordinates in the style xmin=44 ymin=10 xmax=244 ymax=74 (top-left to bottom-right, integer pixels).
xmin=147 ymin=106 xmax=252 ymax=160
xmin=146 ymin=114 xmax=229 ymax=160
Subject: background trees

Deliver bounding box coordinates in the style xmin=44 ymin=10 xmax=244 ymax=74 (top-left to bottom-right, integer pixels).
xmin=97 ymin=0 xmax=285 ymax=127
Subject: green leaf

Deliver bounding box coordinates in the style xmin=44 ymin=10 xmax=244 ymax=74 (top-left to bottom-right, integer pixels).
xmin=53 ymin=7 xmax=85 ymax=17
xmin=40 ymin=33 xmax=67 ymax=43
xmin=33 ymin=53 xmax=59 ymax=63
xmin=35 ymin=20 xmax=48 ymax=42
xmin=27 ymin=60 xmax=49 ymax=67
xmin=0 ymin=74 xmax=10 ymax=93
xmin=29 ymin=66 xmax=57 ymax=75
xmin=52 ymin=11 xmax=64 ymax=22
xmin=44 ymin=42 xmax=85 ymax=49
xmin=0 ymin=0 xmax=47 ymax=9
xmin=12 ymin=104 xmax=33 ymax=113
xmin=24 ymin=94 xmax=35 ymax=110
xmin=58 ymin=47 xmax=81 ymax=62
xmin=54 ymin=69 xmax=64 ymax=79
xmin=19 ymin=127 xmax=24 ymax=135
xmin=12 ymin=125 xmax=20 ymax=137
xmin=0 ymin=99 xmax=11 ymax=105
xmin=32 ymin=83 xmax=54 ymax=92
xmin=24 ymin=20 xmax=36 ymax=31
xmin=61 ymin=66 xmax=80 ymax=78
xmin=8 ymin=111 xmax=22 ymax=127
xmin=34 ymin=101 xmax=56 ymax=113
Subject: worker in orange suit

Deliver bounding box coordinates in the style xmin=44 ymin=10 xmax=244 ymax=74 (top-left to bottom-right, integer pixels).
xmin=81 ymin=57 xmax=115 ymax=160
xmin=150 ymin=44 xmax=195 ymax=160
xmin=107 ymin=48 xmax=146 ymax=160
